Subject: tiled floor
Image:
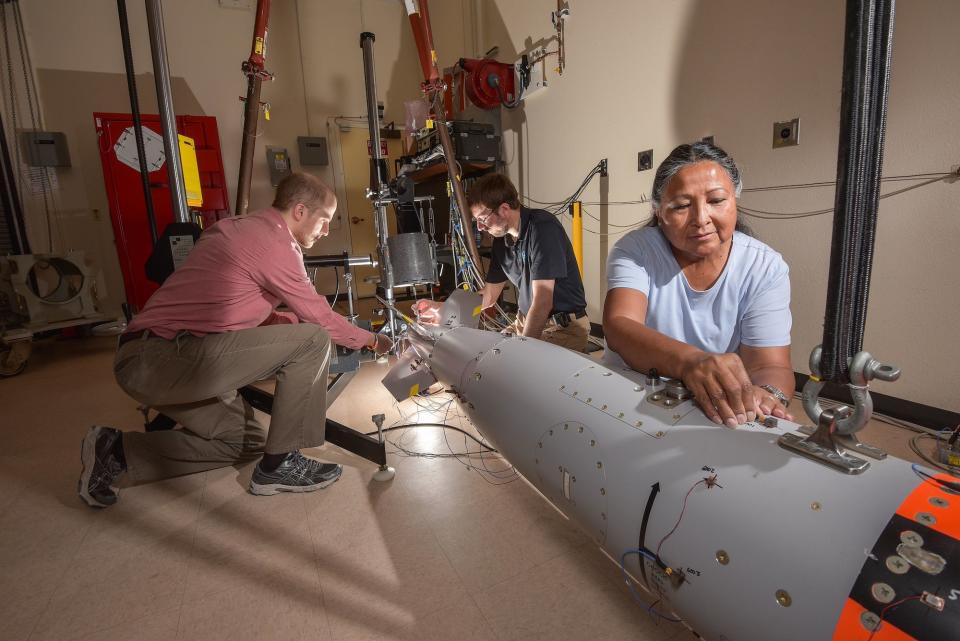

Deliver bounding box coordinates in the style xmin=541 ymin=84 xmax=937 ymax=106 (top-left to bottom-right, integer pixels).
xmin=0 ymin=334 xmax=926 ymax=641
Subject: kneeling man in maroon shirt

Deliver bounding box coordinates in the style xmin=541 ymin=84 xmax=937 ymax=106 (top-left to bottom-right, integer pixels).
xmin=79 ymin=173 xmax=392 ymax=507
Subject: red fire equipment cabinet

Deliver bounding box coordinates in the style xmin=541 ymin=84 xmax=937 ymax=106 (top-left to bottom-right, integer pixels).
xmin=94 ymin=113 xmax=230 ymax=311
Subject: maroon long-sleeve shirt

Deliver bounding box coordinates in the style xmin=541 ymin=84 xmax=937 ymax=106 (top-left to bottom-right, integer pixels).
xmin=127 ymin=208 xmax=372 ymax=350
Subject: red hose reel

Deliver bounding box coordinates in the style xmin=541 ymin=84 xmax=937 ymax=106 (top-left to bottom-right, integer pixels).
xmin=458 ymin=58 xmax=518 ymax=110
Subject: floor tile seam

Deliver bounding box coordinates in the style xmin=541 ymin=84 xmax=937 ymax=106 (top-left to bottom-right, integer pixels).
xmin=23 ymin=501 xmax=101 ymax=641
xmin=460 ymin=589 xmax=506 ymax=641
xmin=301 ymin=492 xmax=336 ymax=641
xmin=174 ymin=474 xmax=208 ymax=640
xmin=420 ymin=516 xmax=525 ymax=615
xmin=28 ymin=605 xmax=182 ymax=641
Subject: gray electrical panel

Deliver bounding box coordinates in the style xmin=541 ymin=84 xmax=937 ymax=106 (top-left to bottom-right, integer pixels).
xmin=297 ymin=136 xmax=329 ymax=166
xmin=20 ymin=131 xmax=71 ymax=167
xmin=265 ymin=146 xmax=292 ymax=186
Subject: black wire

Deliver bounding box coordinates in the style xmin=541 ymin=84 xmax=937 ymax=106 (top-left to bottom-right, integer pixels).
xmin=741 ymin=171 xmax=951 ymax=193
xmin=495 ymin=81 xmax=521 ymax=109
xmin=911 ymin=465 xmax=960 ymax=494
xmin=363 ymin=422 xmax=498 ymax=452
xmin=737 ymin=173 xmax=952 ymax=220
xmin=522 ymin=161 xmax=606 ymax=219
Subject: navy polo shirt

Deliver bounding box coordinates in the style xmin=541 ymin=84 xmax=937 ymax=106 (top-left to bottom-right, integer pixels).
xmin=486 ymin=207 xmax=587 ymax=316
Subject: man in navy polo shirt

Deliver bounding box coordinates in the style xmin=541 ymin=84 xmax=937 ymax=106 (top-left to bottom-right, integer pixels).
xmin=416 ymin=173 xmax=589 ymax=351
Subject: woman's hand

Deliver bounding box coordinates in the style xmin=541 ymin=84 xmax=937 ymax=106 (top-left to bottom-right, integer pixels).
xmin=751 ymin=385 xmax=793 ymax=421
xmin=680 ymin=352 xmax=757 ymax=428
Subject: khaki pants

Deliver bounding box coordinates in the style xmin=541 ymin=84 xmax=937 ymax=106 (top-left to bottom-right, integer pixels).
xmin=114 ymin=324 xmax=331 ymax=482
xmin=510 ymin=313 xmax=591 ymax=353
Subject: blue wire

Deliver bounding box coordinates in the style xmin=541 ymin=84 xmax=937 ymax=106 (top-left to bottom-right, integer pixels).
xmin=620 ymin=548 xmax=682 ymax=623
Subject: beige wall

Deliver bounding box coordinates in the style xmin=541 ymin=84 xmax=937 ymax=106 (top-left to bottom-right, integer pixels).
xmin=480 ymin=0 xmax=960 ymax=411
xmin=17 ymin=0 xmax=471 ymax=309
xmin=18 ymin=0 xmax=959 ymax=410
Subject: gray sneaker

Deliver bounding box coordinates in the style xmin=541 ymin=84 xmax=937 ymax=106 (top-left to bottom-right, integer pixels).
xmin=249 ymin=451 xmax=342 ymax=496
xmin=78 ymin=426 xmax=124 ymax=508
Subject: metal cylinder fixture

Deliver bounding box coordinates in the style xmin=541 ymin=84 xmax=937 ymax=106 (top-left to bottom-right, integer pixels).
xmin=302 ymin=253 xmax=375 ymax=269
xmin=387 ymin=233 xmax=436 ymax=287
xmin=144 ymin=0 xmax=189 ymax=223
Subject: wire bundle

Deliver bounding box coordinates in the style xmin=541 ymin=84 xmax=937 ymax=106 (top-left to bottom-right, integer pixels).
xmin=376 ymin=389 xmax=519 ymax=486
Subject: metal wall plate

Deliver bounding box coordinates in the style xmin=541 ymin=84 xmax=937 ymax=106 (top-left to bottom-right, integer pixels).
xmin=773 ymin=118 xmax=800 ymax=148
xmin=297 ymin=136 xmax=329 ymax=166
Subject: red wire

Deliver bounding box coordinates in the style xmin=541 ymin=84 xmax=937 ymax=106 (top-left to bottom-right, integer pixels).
xmin=865 ymin=595 xmax=924 ymax=641
xmin=656 ymin=479 xmax=707 ymax=559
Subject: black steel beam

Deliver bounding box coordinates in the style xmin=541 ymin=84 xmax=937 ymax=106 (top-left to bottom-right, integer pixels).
xmin=239 ymin=385 xmax=387 ymax=466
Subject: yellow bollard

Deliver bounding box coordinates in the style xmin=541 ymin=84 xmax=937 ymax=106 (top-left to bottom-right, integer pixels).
xmin=571 ymin=200 xmax=583 ymax=276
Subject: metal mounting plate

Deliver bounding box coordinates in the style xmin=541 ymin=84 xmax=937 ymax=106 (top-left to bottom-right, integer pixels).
xmin=796 ymin=425 xmax=888 ymax=460
xmin=778 ymin=432 xmax=870 ymax=474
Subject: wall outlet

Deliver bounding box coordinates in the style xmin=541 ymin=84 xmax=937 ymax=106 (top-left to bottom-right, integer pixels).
xmin=638 ymin=149 xmax=653 ymax=172
xmin=702 ymin=135 xmax=715 ymax=145
xmin=218 ymin=0 xmax=252 ymax=9
xmin=773 ymin=118 xmax=800 ymax=148
xmin=947 ymin=164 xmax=960 ymax=183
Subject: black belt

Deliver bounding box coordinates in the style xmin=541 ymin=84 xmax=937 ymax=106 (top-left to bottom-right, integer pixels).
xmin=550 ymin=310 xmax=587 ymax=327
xmin=117 ymin=330 xmax=159 ymax=347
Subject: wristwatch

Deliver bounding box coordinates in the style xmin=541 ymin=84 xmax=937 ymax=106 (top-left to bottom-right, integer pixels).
xmin=759 ymin=384 xmax=790 ymax=408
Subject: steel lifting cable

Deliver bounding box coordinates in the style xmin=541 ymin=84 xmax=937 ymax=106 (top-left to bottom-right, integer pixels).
xmin=851 ymin=0 xmax=896 ymax=353
xmin=820 ymin=0 xmax=896 ymax=383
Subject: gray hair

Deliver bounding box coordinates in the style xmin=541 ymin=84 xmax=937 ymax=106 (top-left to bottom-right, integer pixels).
xmin=646 ymin=141 xmax=751 ymax=235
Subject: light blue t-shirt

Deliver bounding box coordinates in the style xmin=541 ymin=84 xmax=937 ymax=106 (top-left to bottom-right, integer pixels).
xmin=603 ymin=227 xmax=791 ymax=369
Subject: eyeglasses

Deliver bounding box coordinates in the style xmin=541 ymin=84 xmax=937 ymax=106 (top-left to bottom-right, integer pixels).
xmin=474 ymin=206 xmax=499 ymax=224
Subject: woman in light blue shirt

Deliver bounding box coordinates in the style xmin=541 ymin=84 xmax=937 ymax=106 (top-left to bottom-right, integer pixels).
xmin=603 ymin=142 xmax=794 ymax=428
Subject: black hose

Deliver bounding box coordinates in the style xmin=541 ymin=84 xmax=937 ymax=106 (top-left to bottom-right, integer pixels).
xmin=117 ymin=0 xmax=159 ymax=245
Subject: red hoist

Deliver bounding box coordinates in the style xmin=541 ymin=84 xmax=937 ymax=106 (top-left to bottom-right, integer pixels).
xmin=401 ymin=0 xmax=488 ymax=272
xmin=402 ymin=0 xmax=568 ymax=268
xmin=236 ymin=0 xmax=274 ymax=216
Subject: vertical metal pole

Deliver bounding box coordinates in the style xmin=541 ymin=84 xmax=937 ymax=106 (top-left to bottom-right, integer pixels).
xmin=360 ymin=32 xmax=396 ymax=336
xmin=431 ymin=95 xmax=482 ymax=273
xmin=236 ymin=77 xmax=262 ymax=217
xmin=0 ymin=110 xmax=28 ymax=254
xmin=117 ymin=0 xmax=159 ymax=244
xmin=236 ymin=0 xmax=271 ymax=216
xmin=144 ymin=0 xmax=189 ymax=224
